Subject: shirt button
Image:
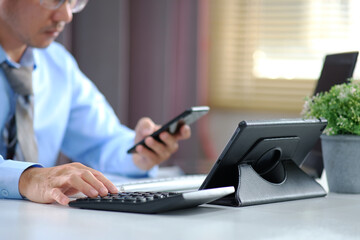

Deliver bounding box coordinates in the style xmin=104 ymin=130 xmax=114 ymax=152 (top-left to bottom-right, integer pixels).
xmin=1 ymin=189 xmax=9 ymax=198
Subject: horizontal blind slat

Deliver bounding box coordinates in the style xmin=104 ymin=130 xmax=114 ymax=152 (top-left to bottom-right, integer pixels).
xmin=209 ymin=0 xmax=360 ymax=112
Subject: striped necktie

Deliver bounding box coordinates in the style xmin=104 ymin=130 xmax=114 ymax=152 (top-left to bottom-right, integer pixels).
xmin=1 ymin=62 xmax=38 ymax=162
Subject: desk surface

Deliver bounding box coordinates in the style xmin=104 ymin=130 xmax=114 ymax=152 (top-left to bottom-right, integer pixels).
xmin=1 ymin=193 xmax=360 ymax=240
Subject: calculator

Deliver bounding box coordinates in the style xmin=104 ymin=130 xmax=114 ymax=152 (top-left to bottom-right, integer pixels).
xmin=69 ymin=186 xmax=235 ymax=214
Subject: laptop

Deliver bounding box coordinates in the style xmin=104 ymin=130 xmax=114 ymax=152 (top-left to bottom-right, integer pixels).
xmin=301 ymin=52 xmax=358 ymax=178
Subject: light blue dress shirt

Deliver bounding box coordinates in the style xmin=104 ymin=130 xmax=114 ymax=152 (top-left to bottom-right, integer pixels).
xmin=0 ymin=42 xmax=157 ymax=199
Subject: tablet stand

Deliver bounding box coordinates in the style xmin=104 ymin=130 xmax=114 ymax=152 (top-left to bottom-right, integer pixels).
xmin=211 ymin=159 xmax=327 ymax=207
xmin=201 ymin=120 xmax=329 ymax=207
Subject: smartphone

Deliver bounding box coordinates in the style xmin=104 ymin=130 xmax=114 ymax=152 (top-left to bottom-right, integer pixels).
xmin=127 ymin=106 xmax=210 ymax=154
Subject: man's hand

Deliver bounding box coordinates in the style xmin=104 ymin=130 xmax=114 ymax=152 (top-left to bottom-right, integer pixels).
xmin=132 ymin=117 xmax=191 ymax=171
xmin=18 ymin=162 xmax=118 ymax=206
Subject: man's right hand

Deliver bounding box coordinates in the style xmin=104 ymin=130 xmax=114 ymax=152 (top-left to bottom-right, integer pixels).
xmin=18 ymin=162 xmax=118 ymax=206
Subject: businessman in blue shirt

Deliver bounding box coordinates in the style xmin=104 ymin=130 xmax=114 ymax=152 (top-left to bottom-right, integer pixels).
xmin=0 ymin=0 xmax=191 ymax=206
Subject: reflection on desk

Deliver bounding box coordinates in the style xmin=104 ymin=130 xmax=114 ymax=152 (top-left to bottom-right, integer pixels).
xmin=1 ymin=193 xmax=360 ymax=240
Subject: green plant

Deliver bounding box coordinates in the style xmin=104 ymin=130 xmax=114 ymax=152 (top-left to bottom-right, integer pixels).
xmin=302 ymin=80 xmax=360 ymax=135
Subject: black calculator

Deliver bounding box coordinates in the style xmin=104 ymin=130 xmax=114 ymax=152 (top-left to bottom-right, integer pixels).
xmin=69 ymin=186 xmax=234 ymax=214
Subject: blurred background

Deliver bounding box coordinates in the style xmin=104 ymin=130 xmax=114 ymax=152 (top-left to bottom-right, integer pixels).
xmin=57 ymin=0 xmax=360 ymax=174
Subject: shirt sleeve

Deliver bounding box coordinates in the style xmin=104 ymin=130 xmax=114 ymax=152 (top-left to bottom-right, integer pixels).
xmin=0 ymin=155 xmax=42 ymax=199
xmin=59 ymin=54 xmax=157 ymax=178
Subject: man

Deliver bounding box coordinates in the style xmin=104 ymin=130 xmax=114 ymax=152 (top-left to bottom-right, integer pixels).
xmin=0 ymin=0 xmax=191 ymax=206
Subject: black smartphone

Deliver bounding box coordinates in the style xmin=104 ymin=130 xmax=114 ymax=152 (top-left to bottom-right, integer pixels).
xmin=127 ymin=106 xmax=210 ymax=154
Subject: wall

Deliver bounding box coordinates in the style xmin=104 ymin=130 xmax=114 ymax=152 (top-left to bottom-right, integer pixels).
xmin=72 ymin=0 xmax=130 ymax=124
xmin=66 ymin=0 xmax=206 ymax=173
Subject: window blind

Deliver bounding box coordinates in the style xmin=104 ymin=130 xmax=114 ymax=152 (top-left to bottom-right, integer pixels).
xmin=209 ymin=0 xmax=360 ymax=112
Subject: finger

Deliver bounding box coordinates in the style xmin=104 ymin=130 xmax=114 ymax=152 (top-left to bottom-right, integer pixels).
xmin=79 ymin=170 xmax=109 ymax=196
xmin=49 ymin=188 xmax=70 ymax=206
xmin=144 ymin=137 xmax=171 ymax=161
xmin=141 ymin=127 xmax=153 ymax=137
xmin=175 ymin=124 xmax=191 ymax=140
xmin=66 ymin=173 xmax=100 ymax=197
xmin=136 ymin=118 xmax=155 ymax=134
xmin=61 ymin=163 xmax=104 ymax=195
xmin=158 ymin=132 xmax=179 ymax=153
xmin=89 ymin=170 xmax=118 ymax=194
xmin=136 ymin=144 xmax=163 ymax=167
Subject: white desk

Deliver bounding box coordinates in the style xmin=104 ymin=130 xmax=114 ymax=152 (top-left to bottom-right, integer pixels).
xmin=1 ymin=193 xmax=360 ymax=240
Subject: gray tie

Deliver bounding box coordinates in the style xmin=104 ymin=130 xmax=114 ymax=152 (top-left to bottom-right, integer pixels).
xmin=1 ymin=62 xmax=38 ymax=163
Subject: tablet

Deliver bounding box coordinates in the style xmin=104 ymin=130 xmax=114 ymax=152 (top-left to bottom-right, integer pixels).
xmin=199 ymin=118 xmax=327 ymax=205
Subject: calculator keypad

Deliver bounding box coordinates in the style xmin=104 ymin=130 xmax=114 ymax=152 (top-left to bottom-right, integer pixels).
xmin=76 ymin=192 xmax=179 ymax=204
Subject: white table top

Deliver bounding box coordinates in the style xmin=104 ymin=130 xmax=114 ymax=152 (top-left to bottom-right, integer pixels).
xmin=1 ymin=192 xmax=360 ymax=240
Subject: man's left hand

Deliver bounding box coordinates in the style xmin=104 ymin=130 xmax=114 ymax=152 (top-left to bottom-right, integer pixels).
xmin=132 ymin=117 xmax=191 ymax=170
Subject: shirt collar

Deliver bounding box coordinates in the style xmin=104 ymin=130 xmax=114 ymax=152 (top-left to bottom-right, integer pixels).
xmin=0 ymin=44 xmax=36 ymax=70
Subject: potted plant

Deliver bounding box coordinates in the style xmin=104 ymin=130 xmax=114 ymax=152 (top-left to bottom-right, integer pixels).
xmin=302 ymin=79 xmax=360 ymax=193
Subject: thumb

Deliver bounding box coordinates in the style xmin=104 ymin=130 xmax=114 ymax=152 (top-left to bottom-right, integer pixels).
xmin=49 ymin=188 xmax=70 ymax=206
xmin=136 ymin=117 xmax=156 ymax=137
xmin=141 ymin=127 xmax=153 ymax=136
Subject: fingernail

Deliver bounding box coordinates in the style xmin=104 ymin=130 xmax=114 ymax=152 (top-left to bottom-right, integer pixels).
xmin=100 ymin=187 xmax=108 ymax=195
xmin=142 ymin=128 xmax=152 ymax=135
xmin=111 ymin=186 xmax=119 ymax=193
xmin=90 ymin=189 xmax=98 ymax=196
xmin=61 ymin=197 xmax=69 ymax=206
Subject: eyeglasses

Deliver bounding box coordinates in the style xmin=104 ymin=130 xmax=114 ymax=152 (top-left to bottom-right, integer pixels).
xmin=39 ymin=0 xmax=89 ymax=13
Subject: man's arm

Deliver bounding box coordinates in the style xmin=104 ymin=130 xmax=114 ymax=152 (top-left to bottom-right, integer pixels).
xmin=0 ymin=154 xmax=117 ymax=205
xmin=0 ymin=155 xmax=41 ymax=199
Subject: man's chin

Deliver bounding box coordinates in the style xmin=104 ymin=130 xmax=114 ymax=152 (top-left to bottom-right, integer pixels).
xmin=30 ymin=38 xmax=56 ymax=49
